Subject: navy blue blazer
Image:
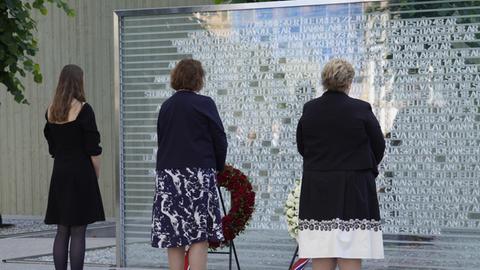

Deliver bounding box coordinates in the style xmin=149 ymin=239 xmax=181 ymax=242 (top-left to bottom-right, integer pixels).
xmin=156 ymin=91 xmax=228 ymax=171
xmin=296 ymin=91 xmax=385 ymax=175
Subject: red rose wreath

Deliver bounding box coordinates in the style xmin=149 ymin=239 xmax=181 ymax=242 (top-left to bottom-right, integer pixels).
xmin=209 ymin=165 xmax=256 ymax=250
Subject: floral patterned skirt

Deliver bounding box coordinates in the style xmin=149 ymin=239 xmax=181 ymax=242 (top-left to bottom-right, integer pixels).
xmin=297 ymin=169 xmax=384 ymax=259
xmin=151 ymin=168 xmax=224 ymax=248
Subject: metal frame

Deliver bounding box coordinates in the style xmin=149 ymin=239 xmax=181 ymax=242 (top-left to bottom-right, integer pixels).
xmin=113 ymin=11 xmax=126 ymax=267
xmin=115 ymin=0 xmax=382 ymax=17
xmin=216 ymin=186 xmax=241 ymax=270
xmin=113 ymin=0 xmax=382 ymax=267
xmin=288 ymin=245 xmax=299 ymax=270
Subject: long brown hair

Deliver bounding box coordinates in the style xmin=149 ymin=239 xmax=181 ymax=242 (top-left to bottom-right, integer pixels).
xmin=49 ymin=64 xmax=86 ymax=122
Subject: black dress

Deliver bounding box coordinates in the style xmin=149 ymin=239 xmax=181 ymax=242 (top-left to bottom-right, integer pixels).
xmin=43 ymin=103 xmax=105 ymax=225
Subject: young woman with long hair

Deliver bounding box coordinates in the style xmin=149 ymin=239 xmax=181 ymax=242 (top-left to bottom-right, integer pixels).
xmin=44 ymin=64 xmax=105 ymax=270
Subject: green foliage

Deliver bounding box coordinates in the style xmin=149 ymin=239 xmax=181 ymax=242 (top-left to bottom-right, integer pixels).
xmin=215 ymin=0 xmax=282 ymax=4
xmin=0 ymin=0 xmax=74 ymax=104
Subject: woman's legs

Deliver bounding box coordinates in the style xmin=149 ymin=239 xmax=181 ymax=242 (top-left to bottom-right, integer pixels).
xmin=167 ymin=246 xmax=186 ymax=270
xmin=69 ymin=225 xmax=87 ymax=270
xmin=312 ymin=258 xmax=337 ymax=270
xmin=188 ymin=241 xmax=208 ymax=270
xmin=311 ymin=258 xmax=362 ymax=270
xmin=53 ymin=225 xmax=70 ymax=270
xmin=338 ymin=258 xmax=361 ymax=270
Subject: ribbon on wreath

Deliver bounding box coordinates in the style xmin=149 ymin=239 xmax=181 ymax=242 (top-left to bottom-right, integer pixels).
xmin=290 ymin=258 xmax=310 ymax=270
xmin=184 ymin=250 xmax=190 ymax=270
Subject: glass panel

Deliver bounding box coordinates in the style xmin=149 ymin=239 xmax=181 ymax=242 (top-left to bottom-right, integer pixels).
xmin=118 ymin=1 xmax=480 ymax=268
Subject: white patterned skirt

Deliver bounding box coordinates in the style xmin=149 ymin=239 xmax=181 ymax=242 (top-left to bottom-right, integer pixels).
xmin=297 ymin=170 xmax=384 ymax=259
xmin=151 ymin=168 xmax=224 ymax=248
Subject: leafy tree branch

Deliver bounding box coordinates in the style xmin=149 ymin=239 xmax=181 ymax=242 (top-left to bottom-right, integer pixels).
xmin=214 ymin=0 xmax=282 ymax=4
xmin=0 ymin=0 xmax=74 ymax=104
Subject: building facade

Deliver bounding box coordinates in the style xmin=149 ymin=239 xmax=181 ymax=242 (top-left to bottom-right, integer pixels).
xmin=0 ymin=0 xmax=211 ymax=218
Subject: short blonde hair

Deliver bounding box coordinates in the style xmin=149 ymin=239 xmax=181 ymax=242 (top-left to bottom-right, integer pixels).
xmin=321 ymin=59 xmax=355 ymax=92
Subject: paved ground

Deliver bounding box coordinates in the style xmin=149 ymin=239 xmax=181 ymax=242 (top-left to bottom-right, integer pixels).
xmin=4 ymin=217 xmax=480 ymax=269
xmin=0 ymin=237 xmax=119 ymax=270
xmin=0 ymin=217 xmax=300 ymax=270
xmin=0 ymin=217 xmax=118 ymax=270
xmin=0 ymin=235 xmax=297 ymax=270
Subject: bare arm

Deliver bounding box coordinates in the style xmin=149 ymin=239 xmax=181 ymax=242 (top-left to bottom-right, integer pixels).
xmin=91 ymin=155 xmax=101 ymax=178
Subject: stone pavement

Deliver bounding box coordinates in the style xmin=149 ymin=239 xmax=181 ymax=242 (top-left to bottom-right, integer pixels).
xmin=0 ymin=237 xmax=117 ymax=270
xmin=0 ymin=218 xmax=388 ymax=270
xmin=0 ymin=235 xmax=297 ymax=270
xmin=0 ymin=217 xmax=301 ymax=270
xmin=10 ymin=217 xmax=480 ymax=269
xmin=0 ymin=217 xmax=119 ymax=270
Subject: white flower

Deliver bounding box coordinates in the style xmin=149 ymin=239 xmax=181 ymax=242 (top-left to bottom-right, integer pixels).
xmin=286 ymin=208 xmax=295 ymax=218
xmin=293 ymin=185 xmax=301 ymax=198
xmin=291 ymin=216 xmax=298 ymax=225
xmin=284 ymin=179 xmax=302 ymax=240
xmin=286 ymin=199 xmax=294 ymax=208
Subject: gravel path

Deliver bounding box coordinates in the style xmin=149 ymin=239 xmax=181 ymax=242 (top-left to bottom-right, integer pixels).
xmin=0 ymin=219 xmax=55 ymax=237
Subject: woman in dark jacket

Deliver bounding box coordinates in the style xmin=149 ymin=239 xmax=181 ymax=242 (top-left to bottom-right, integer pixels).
xmin=151 ymin=59 xmax=227 ymax=270
xmin=296 ymin=59 xmax=385 ymax=270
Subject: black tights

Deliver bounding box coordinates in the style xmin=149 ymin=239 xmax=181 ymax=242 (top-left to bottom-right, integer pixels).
xmin=53 ymin=225 xmax=87 ymax=270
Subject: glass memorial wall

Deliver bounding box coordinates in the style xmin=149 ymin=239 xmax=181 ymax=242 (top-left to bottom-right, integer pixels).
xmin=115 ymin=0 xmax=480 ymax=268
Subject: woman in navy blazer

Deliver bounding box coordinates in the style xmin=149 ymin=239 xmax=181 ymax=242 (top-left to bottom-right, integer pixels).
xmin=296 ymin=59 xmax=385 ymax=270
xmin=151 ymin=59 xmax=227 ymax=270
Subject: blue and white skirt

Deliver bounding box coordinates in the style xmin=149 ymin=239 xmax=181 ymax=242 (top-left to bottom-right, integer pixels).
xmin=151 ymin=168 xmax=224 ymax=248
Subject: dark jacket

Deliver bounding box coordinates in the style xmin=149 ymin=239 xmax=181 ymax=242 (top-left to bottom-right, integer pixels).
xmin=296 ymin=91 xmax=385 ymax=175
xmin=156 ymin=91 xmax=228 ymax=171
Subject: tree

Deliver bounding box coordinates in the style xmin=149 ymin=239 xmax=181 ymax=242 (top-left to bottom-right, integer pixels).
xmin=0 ymin=0 xmax=74 ymax=105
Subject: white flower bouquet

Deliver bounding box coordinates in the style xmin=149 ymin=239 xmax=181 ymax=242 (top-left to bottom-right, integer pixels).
xmin=284 ymin=179 xmax=301 ymax=240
